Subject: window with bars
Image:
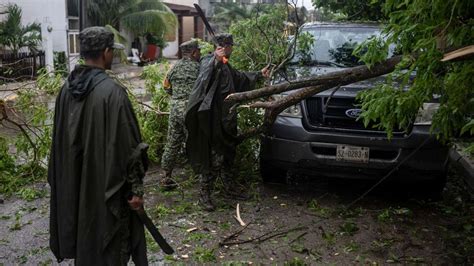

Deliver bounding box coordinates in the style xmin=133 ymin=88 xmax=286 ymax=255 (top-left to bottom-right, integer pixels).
xmin=68 ymin=32 xmax=80 ymax=55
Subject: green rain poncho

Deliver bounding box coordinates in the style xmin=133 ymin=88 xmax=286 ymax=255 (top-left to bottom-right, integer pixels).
xmin=185 ymin=55 xmax=261 ymax=174
xmin=48 ymin=65 xmax=148 ymax=265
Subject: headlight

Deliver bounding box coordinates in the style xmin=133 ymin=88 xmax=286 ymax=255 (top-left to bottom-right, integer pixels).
xmin=414 ymin=103 xmax=440 ymax=125
xmin=270 ymin=94 xmax=302 ymax=118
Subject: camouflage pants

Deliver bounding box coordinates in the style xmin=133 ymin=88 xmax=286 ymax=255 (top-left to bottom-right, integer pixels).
xmin=200 ymin=149 xmax=233 ymax=186
xmin=161 ymin=99 xmax=188 ymax=172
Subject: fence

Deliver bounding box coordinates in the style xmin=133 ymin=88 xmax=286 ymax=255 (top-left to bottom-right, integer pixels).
xmin=0 ymin=51 xmax=45 ymax=81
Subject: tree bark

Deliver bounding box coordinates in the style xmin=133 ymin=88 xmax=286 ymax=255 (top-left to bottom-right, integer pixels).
xmin=228 ymin=55 xmax=407 ymax=138
xmin=226 ymin=55 xmax=404 ymax=103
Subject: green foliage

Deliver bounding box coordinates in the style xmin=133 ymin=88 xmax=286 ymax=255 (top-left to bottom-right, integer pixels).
xmin=377 ymin=207 xmax=412 ymax=223
xmin=312 ymin=0 xmax=386 ymax=21
xmin=186 ymin=232 xmax=211 ymax=242
xmin=352 ymin=36 xmax=390 ymax=68
xmin=230 ymin=5 xmax=289 ymax=71
xmin=36 ymin=68 xmax=64 ymax=95
xmin=0 ymin=69 xmax=61 ymax=197
xmin=87 ymin=0 xmax=176 ymax=42
xmin=150 ymin=203 xmax=170 ymax=218
xmin=193 ymin=247 xmax=216 ymax=263
xmin=229 ymin=5 xmax=298 ymax=181
xmin=284 ymin=257 xmax=307 ymax=266
xmin=356 ymin=0 xmax=474 ymax=144
xmin=297 ymin=32 xmax=315 ymax=65
xmin=53 ymin=52 xmax=68 ymax=76
xmin=308 ymin=199 xmax=331 ymax=218
xmin=338 ymin=221 xmax=359 ymax=236
xmin=16 ymin=187 xmax=46 ymax=202
xmin=0 ymin=4 xmax=41 ymax=54
xmin=213 ymin=2 xmax=252 ymax=31
xmin=105 ymin=24 xmax=129 ymax=62
xmin=134 ymin=61 xmax=171 ymax=162
xmin=195 ymin=38 xmax=214 ymax=56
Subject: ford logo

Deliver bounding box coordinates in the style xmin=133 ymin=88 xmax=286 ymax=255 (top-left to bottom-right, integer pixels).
xmin=345 ymin=108 xmax=362 ymax=119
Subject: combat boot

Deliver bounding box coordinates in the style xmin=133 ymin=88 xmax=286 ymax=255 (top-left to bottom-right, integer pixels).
xmin=199 ymin=183 xmax=216 ymax=212
xmin=221 ymin=172 xmax=250 ymax=200
xmin=159 ymin=171 xmax=177 ymax=191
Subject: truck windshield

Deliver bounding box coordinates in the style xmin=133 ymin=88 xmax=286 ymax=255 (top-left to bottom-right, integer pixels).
xmin=302 ymin=26 xmax=394 ymax=67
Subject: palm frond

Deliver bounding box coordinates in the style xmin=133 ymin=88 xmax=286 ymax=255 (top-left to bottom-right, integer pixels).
xmin=0 ymin=4 xmax=41 ymax=53
xmin=105 ymin=24 xmax=128 ymax=63
xmin=120 ymin=9 xmax=176 ymax=36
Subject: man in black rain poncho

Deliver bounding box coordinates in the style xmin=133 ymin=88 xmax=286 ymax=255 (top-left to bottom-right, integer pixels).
xmin=185 ymin=33 xmax=270 ymax=211
xmin=48 ymin=27 xmax=148 ymax=265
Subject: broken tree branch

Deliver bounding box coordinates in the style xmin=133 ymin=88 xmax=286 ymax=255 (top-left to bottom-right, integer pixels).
xmin=226 ymin=55 xmax=404 ymax=103
xmin=220 ymin=222 xmax=252 ymax=244
xmin=230 ymin=55 xmax=408 ymax=138
xmin=219 ymin=225 xmax=308 ymax=246
xmin=234 ymin=203 xmax=247 ymax=226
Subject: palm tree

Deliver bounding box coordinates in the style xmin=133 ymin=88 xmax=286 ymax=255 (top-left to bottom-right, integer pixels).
xmin=0 ymin=4 xmax=41 ymax=54
xmin=87 ymin=0 xmax=177 ymax=40
xmin=213 ymin=2 xmax=252 ymax=31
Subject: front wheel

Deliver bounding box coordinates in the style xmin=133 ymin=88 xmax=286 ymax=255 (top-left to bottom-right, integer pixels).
xmin=260 ymin=160 xmax=287 ymax=183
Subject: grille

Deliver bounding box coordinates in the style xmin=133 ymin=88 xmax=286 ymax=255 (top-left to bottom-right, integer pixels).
xmin=305 ymin=97 xmax=400 ymax=133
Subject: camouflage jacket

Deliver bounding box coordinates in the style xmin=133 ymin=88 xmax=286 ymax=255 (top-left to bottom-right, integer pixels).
xmin=165 ymin=57 xmax=200 ymax=100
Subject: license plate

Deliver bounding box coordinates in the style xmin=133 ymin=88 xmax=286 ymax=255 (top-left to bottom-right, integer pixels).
xmin=336 ymin=145 xmax=369 ymax=163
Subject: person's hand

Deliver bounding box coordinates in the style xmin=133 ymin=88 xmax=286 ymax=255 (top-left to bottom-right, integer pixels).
xmin=128 ymin=195 xmax=144 ymax=211
xmin=214 ymin=47 xmax=226 ymax=62
xmin=261 ymin=65 xmax=271 ymax=78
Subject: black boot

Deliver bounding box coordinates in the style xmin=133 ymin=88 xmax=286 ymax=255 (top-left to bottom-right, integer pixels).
xmin=221 ymin=173 xmax=249 ymax=200
xmin=199 ymin=183 xmax=215 ymax=212
xmin=160 ymin=171 xmax=177 ymax=191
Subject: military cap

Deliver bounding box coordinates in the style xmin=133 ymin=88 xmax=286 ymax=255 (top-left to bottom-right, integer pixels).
xmin=180 ymin=40 xmax=200 ymax=53
xmin=213 ymin=33 xmax=235 ymax=47
xmin=79 ymin=26 xmax=124 ymax=52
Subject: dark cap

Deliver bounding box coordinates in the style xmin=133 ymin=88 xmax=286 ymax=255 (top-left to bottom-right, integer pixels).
xmin=213 ymin=33 xmax=234 ymax=47
xmin=180 ymin=40 xmax=199 ymax=54
xmin=79 ymin=26 xmax=124 ymax=53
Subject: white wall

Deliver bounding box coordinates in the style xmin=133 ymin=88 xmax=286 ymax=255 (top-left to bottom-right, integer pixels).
xmin=1 ymin=0 xmax=68 ymax=53
xmin=162 ymin=27 xmax=179 ymax=58
xmin=163 ymin=0 xmax=197 ymax=7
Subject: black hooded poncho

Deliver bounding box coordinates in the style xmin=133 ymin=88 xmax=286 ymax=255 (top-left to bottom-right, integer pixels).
xmin=185 ymin=55 xmax=261 ymax=174
xmin=48 ymin=65 xmax=148 ymax=265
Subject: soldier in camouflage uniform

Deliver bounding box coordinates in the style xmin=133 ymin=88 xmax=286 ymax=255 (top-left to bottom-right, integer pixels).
xmin=160 ymin=40 xmax=201 ymax=189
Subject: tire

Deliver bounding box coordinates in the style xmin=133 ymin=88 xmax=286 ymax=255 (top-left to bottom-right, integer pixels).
xmin=260 ymin=160 xmax=287 ymax=183
xmin=425 ymin=173 xmax=447 ymax=199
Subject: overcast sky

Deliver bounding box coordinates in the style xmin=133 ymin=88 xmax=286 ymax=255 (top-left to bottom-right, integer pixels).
xmin=297 ymin=0 xmax=314 ymax=10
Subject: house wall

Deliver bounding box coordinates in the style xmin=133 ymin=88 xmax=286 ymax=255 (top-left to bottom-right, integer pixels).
xmin=162 ymin=27 xmax=179 ymax=58
xmin=2 ymin=0 xmax=68 ymax=53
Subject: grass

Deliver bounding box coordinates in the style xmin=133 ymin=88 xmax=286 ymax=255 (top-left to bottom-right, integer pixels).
xmin=150 ymin=204 xmax=171 ymax=219
xmin=377 ymin=207 xmax=412 ymax=223
xmin=145 ymin=231 xmax=159 ymax=252
xmin=184 ymin=232 xmax=212 ymax=243
xmin=193 ymin=247 xmax=216 ymax=263
xmin=17 ymin=187 xmax=47 ymax=202
xmin=284 ymin=257 xmax=307 ymax=266
xmin=308 ymin=199 xmax=332 ymax=218
xmin=343 ymin=241 xmax=360 ymax=253
xmin=338 ymin=221 xmax=359 ymax=236
xmin=219 ymin=221 xmax=231 ymax=230
xmin=173 ymin=201 xmax=195 ymax=214
xmin=371 ymin=238 xmax=395 ymax=250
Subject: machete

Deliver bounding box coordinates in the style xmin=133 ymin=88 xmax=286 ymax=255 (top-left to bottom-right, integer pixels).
xmin=135 ymin=208 xmax=174 ymax=254
xmin=193 ymin=3 xmax=228 ymax=63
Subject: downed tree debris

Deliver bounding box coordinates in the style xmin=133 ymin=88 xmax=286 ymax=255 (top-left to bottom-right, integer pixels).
xmin=234 ymin=203 xmax=246 ymax=226
xmin=219 ymin=225 xmax=308 ymax=246
xmin=225 ymin=55 xmax=407 ymax=138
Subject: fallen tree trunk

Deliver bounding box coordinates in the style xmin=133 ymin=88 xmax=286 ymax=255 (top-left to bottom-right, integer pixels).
xmin=228 ymin=55 xmax=407 ymax=138
xmin=227 ymin=55 xmax=404 ymax=103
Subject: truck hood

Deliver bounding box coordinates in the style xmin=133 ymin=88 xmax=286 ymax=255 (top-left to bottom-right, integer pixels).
xmin=277 ymin=65 xmax=391 ymax=98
